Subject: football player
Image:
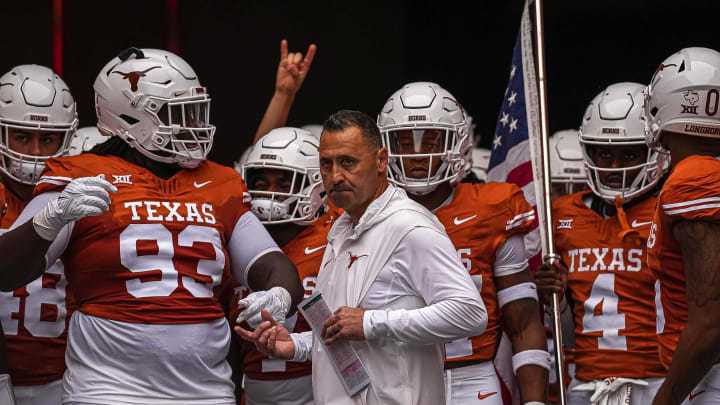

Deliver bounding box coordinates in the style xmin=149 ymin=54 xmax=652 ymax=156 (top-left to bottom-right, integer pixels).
xmin=0 ymin=64 xmax=78 ymax=405
xmin=549 ymin=130 xmax=588 ymax=202
xmin=535 ymin=82 xmax=669 ymax=404
xmin=644 ymin=47 xmax=720 ymax=405
xmin=0 ymin=48 xmax=303 ymax=404
xmin=377 ymin=82 xmax=549 ymax=404
xmin=234 ymin=127 xmax=340 ymax=405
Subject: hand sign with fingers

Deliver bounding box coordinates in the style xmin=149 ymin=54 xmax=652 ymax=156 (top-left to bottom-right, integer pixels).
xmin=235 ymin=310 xmax=296 ymax=360
xmin=276 ymin=39 xmax=316 ymax=96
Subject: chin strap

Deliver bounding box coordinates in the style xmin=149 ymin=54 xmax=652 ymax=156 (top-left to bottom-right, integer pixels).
xmin=614 ymin=196 xmax=641 ymax=248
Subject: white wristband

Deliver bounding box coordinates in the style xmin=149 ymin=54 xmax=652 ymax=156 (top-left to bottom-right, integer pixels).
xmin=512 ymin=349 xmax=551 ymax=375
xmin=32 ymin=207 xmax=63 ymax=241
xmin=524 ymin=402 xmax=545 ymax=405
xmin=497 ymin=282 xmax=538 ymax=308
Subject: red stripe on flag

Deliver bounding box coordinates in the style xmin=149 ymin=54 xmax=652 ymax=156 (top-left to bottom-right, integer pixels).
xmin=52 ymin=0 xmax=63 ymax=76
xmin=506 ymin=161 xmax=533 ymax=188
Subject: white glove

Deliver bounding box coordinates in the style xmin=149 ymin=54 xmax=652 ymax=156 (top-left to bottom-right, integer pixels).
xmin=236 ymin=286 xmax=291 ymax=329
xmin=33 ymin=176 xmax=117 ymax=241
xmin=573 ymin=377 xmax=649 ymax=405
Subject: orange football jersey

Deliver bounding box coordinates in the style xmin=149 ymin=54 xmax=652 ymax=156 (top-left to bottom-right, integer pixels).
xmin=647 ymin=155 xmax=720 ymax=369
xmin=241 ymin=206 xmax=340 ymax=381
xmin=433 ymin=182 xmax=535 ymax=363
xmin=33 ymin=153 xmax=251 ymax=324
xmin=0 ymin=182 xmax=75 ymax=385
xmin=553 ymin=191 xmax=665 ymax=380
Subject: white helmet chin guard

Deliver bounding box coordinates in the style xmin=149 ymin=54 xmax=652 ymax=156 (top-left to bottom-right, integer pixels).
xmin=67 ymin=126 xmax=109 ymax=156
xmin=644 ymin=47 xmax=720 ymax=153
xmin=0 ymin=65 xmax=78 ymax=185
xmin=94 ymin=47 xmax=215 ymax=168
xmin=241 ymin=127 xmax=326 ymax=225
xmin=377 ymin=82 xmax=469 ymax=195
xmin=550 ymin=129 xmax=587 ymax=195
xmin=579 ymin=82 xmax=667 ymax=204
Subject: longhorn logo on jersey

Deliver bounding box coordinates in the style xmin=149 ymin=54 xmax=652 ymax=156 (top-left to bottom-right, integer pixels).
xmin=112 ymin=66 xmax=161 ymax=91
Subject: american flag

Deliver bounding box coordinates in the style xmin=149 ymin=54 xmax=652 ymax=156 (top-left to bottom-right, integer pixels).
xmin=488 ymin=0 xmax=543 ymax=272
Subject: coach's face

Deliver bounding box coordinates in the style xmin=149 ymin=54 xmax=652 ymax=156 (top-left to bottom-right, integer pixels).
xmin=319 ymin=126 xmax=388 ymax=223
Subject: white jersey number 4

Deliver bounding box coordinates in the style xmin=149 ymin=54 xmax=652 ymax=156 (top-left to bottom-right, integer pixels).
xmin=582 ymin=273 xmax=627 ymax=350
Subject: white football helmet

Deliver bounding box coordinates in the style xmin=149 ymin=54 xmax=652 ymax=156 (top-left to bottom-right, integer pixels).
xmin=233 ymin=144 xmax=254 ymax=174
xmin=241 ymin=127 xmax=326 ymax=225
xmin=549 ymin=129 xmax=587 ymax=194
xmin=0 ymin=65 xmax=77 ymax=184
xmin=470 ymin=147 xmax=490 ymax=182
xmin=300 ymin=124 xmax=323 ymax=139
xmin=67 ymin=126 xmax=108 ymax=156
xmin=579 ymin=82 xmax=667 ymax=204
xmin=644 ymin=47 xmax=720 ymax=153
xmin=94 ymin=47 xmax=215 ymax=168
xmin=377 ymin=82 xmax=469 ymax=195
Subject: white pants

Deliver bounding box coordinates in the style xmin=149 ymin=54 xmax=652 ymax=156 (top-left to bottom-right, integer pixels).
xmin=568 ymin=376 xmax=664 ymax=405
xmin=444 ymin=362 xmax=503 ymax=404
xmin=244 ymin=375 xmax=313 ymax=405
xmin=14 ymin=380 xmax=61 ymax=405
xmin=681 ymin=364 xmax=720 ymax=405
xmin=0 ymin=374 xmax=16 ymax=405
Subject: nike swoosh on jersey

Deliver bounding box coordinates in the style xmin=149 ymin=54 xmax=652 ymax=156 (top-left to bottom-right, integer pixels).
xmin=454 ymin=214 xmax=478 ymax=226
xmin=305 ymin=245 xmax=326 ymax=255
xmin=477 ymin=392 xmax=497 ymax=400
xmin=631 ymin=219 xmax=652 ymax=228
xmin=194 ymin=180 xmax=212 ymax=188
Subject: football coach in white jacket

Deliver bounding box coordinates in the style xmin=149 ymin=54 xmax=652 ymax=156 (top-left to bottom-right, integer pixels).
xmin=238 ymin=110 xmax=488 ymax=404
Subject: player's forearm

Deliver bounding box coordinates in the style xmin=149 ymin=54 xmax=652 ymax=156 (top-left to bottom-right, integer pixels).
xmin=506 ymin=299 xmax=549 ymax=403
xmin=253 ymin=91 xmax=296 ymax=144
xmin=0 ymin=221 xmax=51 ymax=291
xmin=246 ymin=251 xmax=304 ymax=315
xmin=652 ymin=318 xmax=720 ymax=405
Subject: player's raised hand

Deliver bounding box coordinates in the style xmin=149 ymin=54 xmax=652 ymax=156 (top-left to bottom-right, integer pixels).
xmin=33 ymin=175 xmax=117 ymax=241
xmin=235 ymin=310 xmax=296 ymax=359
xmin=236 ymin=286 xmax=291 ymax=329
xmin=534 ymin=258 xmax=568 ymax=302
xmin=275 ymin=39 xmax=316 ymax=96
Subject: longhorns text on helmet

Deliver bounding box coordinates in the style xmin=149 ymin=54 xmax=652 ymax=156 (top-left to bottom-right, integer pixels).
xmin=0 ymin=65 xmax=78 ymax=185
xmin=377 ymin=81 xmax=470 ymax=195
xmin=241 ymin=127 xmax=327 ymax=225
xmin=579 ymin=82 xmax=668 ymax=204
xmin=94 ymin=47 xmax=215 ymax=169
xmin=644 ymin=47 xmax=720 ymax=153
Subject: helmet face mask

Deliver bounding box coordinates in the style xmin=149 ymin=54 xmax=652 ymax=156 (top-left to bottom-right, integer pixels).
xmin=378 ymin=82 xmax=469 ymax=196
xmin=94 ymin=48 xmax=215 ymax=169
xmin=0 ymin=65 xmax=77 ymax=185
xmin=579 ymin=82 xmax=667 ymax=204
xmin=241 ymin=127 xmax=326 ymax=225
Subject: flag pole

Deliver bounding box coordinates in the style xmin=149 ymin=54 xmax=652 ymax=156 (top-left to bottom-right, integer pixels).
xmin=532 ymin=0 xmax=566 ymax=403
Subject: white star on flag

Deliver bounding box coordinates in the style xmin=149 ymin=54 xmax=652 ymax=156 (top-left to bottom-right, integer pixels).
xmin=493 ymin=134 xmax=503 ymax=149
xmin=500 ymin=112 xmax=510 ymax=127
xmin=508 ymin=91 xmax=518 ymax=106
xmin=509 ymin=118 xmax=518 ymax=133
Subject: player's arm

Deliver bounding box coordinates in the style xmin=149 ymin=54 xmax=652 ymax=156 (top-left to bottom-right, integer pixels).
xmin=227 ymin=211 xmax=304 ymax=328
xmin=253 ymin=40 xmax=316 ymax=144
xmin=652 ymin=220 xmax=720 ymax=405
xmin=0 ymin=177 xmax=115 ymax=291
xmin=495 ymin=235 xmax=549 ymax=404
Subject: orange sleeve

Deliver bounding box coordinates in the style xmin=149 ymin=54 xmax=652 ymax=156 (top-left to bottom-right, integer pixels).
xmin=32 ymin=156 xmax=96 ymax=197
xmin=661 ymin=157 xmax=720 ymax=222
xmin=503 ymin=183 xmax=536 ymax=237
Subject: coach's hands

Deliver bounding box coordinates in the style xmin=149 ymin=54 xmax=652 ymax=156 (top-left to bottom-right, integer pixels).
xmin=275 ymin=39 xmax=316 ymax=97
xmin=322 ymin=306 xmax=365 ymax=344
xmin=236 ymin=310 xmax=296 ymax=360
xmin=33 ymin=175 xmax=117 ymax=241
xmin=534 ymin=258 xmax=568 ymax=305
